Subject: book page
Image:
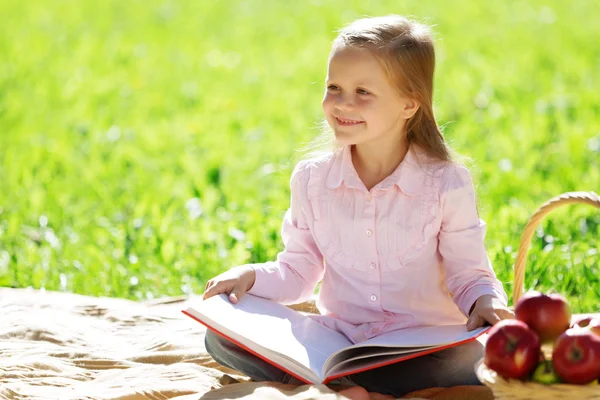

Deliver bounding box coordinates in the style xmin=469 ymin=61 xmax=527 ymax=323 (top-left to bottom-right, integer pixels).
xmin=352 ymin=324 xmax=488 ymax=348
xmin=323 ymin=324 xmax=488 ymax=376
xmin=324 ymin=344 xmax=439 ymax=375
xmin=185 ymin=294 xmax=352 ymax=382
xmin=325 ymin=349 xmax=432 ymax=380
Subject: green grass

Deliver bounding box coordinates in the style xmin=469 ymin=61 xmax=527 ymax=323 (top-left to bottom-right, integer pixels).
xmin=1 ymin=0 xmax=599 ymax=311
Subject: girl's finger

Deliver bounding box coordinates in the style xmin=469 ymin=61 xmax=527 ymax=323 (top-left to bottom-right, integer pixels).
xmin=484 ymin=311 xmax=502 ymax=326
xmin=203 ymin=280 xmax=229 ymax=300
xmin=466 ymin=314 xmax=482 ymax=331
xmin=497 ymin=308 xmax=515 ymax=320
xmin=202 ymin=286 xmax=213 ymax=300
xmin=229 ymin=284 xmax=247 ymax=304
xmin=203 ymin=280 xmax=216 ymax=299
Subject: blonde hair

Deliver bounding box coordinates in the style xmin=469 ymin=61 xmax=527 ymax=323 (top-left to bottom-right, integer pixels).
xmin=298 ymin=15 xmax=460 ymax=165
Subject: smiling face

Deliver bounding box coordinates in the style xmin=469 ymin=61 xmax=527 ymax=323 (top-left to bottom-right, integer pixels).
xmin=322 ymin=45 xmax=416 ymax=146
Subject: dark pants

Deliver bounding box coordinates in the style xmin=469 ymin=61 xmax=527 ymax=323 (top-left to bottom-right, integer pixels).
xmin=204 ymin=330 xmax=483 ymax=398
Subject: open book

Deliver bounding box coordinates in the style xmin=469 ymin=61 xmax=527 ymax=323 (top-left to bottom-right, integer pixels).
xmin=182 ymin=294 xmax=488 ymax=385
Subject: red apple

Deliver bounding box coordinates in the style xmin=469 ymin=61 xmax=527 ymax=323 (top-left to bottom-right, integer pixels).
xmin=484 ymin=319 xmax=541 ymax=380
xmin=514 ymin=291 xmax=571 ymax=343
xmin=590 ymin=319 xmax=600 ymax=337
xmin=552 ymin=328 xmax=600 ymax=384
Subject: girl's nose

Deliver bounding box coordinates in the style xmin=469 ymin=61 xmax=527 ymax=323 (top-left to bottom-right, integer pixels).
xmin=335 ymin=95 xmax=355 ymax=112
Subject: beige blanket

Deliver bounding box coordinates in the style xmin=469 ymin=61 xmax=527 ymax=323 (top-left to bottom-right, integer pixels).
xmin=0 ymin=288 xmax=494 ymax=400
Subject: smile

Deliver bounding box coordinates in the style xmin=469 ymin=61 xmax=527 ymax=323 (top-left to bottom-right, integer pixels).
xmin=335 ymin=116 xmax=365 ymax=126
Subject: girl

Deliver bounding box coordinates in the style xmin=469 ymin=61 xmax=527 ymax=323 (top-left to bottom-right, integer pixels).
xmin=202 ymin=15 xmax=514 ymax=398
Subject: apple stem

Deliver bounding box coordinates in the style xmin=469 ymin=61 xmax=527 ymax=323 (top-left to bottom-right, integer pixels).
xmin=572 ymin=348 xmax=582 ymax=362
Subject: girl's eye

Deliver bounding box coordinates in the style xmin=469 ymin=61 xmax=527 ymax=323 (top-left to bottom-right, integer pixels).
xmin=326 ymin=85 xmax=371 ymax=95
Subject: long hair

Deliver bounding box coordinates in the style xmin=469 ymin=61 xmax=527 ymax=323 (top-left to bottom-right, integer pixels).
xmin=298 ymin=15 xmax=462 ymax=165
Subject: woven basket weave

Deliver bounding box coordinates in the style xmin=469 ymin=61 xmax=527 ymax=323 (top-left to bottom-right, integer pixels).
xmin=475 ymin=191 xmax=600 ymax=399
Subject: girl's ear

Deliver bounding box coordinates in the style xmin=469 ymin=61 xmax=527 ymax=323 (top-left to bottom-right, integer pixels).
xmin=402 ymin=98 xmax=420 ymax=119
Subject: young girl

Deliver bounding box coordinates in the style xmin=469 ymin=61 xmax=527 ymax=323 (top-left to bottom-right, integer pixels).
xmin=202 ymin=15 xmax=514 ymax=398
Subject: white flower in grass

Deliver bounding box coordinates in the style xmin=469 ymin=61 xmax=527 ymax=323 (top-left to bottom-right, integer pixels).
xmin=185 ymin=198 xmax=203 ymax=219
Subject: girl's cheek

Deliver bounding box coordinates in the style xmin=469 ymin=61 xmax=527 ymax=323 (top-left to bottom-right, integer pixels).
xmin=322 ymin=93 xmax=334 ymax=112
xmin=356 ymin=97 xmax=372 ymax=108
xmin=353 ymin=100 xmax=370 ymax=114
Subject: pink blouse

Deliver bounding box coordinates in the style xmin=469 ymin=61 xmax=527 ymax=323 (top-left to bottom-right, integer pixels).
xmin=248 ymin=144 xmax=508 ymax=344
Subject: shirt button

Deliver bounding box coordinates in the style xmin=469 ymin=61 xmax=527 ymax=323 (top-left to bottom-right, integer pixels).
xmin=369 ymin=263 xmax=376 ymax=270
xmin=366 ymin=194 xmax=373 ymax=201
xmin=366 ymin=229 xmax=372 ymax=237
xmin=370 ymin=295 xmax=377 ymax=302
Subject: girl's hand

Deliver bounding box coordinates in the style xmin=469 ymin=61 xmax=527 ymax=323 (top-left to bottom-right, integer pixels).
xmin=202 ymin=265 xmax=256 ymax=304
xmin=466 ymin=294 xmax=515 ymax=331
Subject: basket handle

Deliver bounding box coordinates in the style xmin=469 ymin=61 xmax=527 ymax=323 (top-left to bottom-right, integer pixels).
xmin=512 ymin=191 xmax=600 ymax=304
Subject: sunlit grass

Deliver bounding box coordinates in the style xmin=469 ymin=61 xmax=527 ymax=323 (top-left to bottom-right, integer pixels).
xmin=0 ymin=0 xmax=598 ymax=311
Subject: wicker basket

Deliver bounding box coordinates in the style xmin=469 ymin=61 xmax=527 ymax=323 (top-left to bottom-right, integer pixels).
xmin=475 ymin=191 xmax=600 ymax=399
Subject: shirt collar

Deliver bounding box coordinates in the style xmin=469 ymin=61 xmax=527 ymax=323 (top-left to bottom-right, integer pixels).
xmin=325 ymin=144 xmax=429 ymax=196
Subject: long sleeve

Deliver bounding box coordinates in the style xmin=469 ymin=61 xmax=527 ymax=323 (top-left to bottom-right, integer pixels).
xmin=438 ymin=165 xmax=508 ymax=316
xmin=246 ymin=161 xmax=325 ymax=305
